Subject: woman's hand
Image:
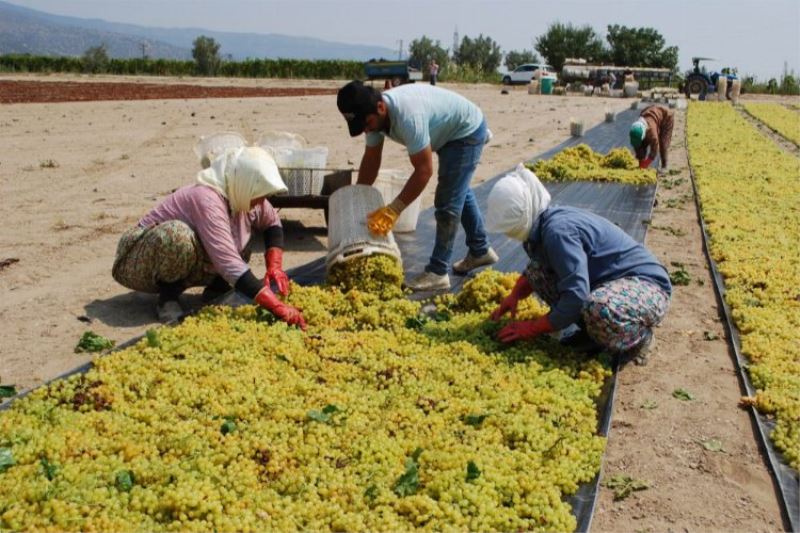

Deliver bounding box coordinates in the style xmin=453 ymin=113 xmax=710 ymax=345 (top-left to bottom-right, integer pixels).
xmin=254 ymin=286 xmax=307 ymax=330
xmin=491 ymin=293 xmax=521 ymax=321
xmin=490 ymin=275 xmax=533 ymax=321
xmin=264 ymin=247 xmax=290 ymax=296
xmin=497 ymin=316 xmax=554 ymax=343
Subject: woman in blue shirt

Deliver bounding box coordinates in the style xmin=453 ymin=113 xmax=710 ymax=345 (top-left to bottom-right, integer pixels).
xmin=486 ymin=165 xmax=671 ymax=363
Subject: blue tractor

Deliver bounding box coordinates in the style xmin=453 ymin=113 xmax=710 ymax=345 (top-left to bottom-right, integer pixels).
xmin=683 ymin=57 xmax=739 ymax=100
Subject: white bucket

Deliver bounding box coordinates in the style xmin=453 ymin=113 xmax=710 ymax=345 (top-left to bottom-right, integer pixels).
xmin=570 ymin=119 xmax=585 ymax=137
xmin=194 ymin=131 xmax=247 ymax=168
xmin=372 ymin=169 xmax=422 ymax=233
xmin=731 ymin=79 xmax=741 ymax=105
xmin=623 ymin=82 xmax=639 ymax=98
xmin=326 ymin=185 xmax=401 ymax=271
xmin=257 ymin=131 xmax=307 ymax=151
xmin=716 ymin=76 xmax=728 ymax=101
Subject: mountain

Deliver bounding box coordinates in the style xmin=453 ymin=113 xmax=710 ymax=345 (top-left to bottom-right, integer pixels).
xmin=0 ymin=1 xmax=396 ymax=61
xmin=0 ymin=1 xmax=190 ymax=59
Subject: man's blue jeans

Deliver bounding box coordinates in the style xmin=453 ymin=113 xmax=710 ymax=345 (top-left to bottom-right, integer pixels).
xmin=427 ymin=120 xmax=490 ymax=276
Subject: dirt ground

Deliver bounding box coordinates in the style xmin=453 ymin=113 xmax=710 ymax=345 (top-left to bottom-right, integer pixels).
xmin=0 ymin=74 xmax=792 ymax=531
xmin=0 ymin=79 xmax=337 ymax=103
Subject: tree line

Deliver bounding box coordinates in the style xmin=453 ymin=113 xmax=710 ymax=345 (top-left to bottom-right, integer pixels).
xmin=410 ymin=23 xmax=679 ymax=81
xmin=0 ymin=39 xmax=363 ymax=79
xmin=1 ymin=25 xmax=796 ymax=94
xmin=0 ymin=23 xmax=679 ymax=81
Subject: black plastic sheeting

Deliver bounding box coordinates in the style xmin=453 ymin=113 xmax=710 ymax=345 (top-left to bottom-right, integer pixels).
xmin=686 ymin=155 xmax=799 ymax=532
xmin=289 ymin=107 xmax=653 ymax=292
xmin=0 ymin=107 xmax=655 ymax=533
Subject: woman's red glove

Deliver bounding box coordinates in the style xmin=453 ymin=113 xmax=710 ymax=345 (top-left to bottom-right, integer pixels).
xmin=254 ymin=286 xmax=306 ymax=330
xmin=639 ymin=157 xmax=654 ymax=169
xmin=497 ymin=315 xmax=555 ymax=343
xmin=490 ymin=275 xmax=534 ymax=321
xmin=264 ymin=247 xmax=290 ymax=296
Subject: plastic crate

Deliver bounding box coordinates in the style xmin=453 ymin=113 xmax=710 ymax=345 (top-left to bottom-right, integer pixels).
xmin=277 ymin=167 xmax=327 ymax=196
xmin=271 ymin=146 xmax=329 ymax=195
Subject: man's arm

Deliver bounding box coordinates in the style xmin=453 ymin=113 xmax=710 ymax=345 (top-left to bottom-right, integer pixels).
xmin=356 ymin=140 xmax=384 ymax=185
xmin=397 ymin=146 xmax=434 ymax=206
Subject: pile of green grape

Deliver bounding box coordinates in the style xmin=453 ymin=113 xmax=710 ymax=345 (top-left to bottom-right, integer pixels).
xmin=326 ymin=254 xmax=405 ymax=301
xmin=528 ymin=144 xmax=656 ymax=185
xmin=0 ymin=270 xmax=610 ymax=532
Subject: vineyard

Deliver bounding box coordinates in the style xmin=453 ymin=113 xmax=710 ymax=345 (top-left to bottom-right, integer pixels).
xmin=0 ymin=55 xmax=364 ymax=80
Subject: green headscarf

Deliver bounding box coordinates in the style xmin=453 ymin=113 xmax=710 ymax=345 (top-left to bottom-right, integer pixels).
xmin=629 ymin=119 xmax=647 ymax=148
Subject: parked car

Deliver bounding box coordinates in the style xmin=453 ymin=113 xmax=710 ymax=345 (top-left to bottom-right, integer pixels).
xmin=502 ymin=63 xmax=556 ymax=85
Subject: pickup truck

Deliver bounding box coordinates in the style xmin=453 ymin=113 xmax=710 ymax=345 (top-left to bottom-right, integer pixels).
xmin=364 ymin=60 xmax=422 ymax=85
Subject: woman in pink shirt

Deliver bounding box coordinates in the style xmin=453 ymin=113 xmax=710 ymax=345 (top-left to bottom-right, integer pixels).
xmin=113 ymin=147 xmax=306 ymax=328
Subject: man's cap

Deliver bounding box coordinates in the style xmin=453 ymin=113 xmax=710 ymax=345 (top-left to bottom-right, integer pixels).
xmin=629 ymin=120 xmax=647 ymax=148
xmin=337 ymin=80 xmax=380 ymax=137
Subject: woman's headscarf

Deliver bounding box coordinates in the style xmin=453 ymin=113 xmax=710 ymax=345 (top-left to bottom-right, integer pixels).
xmin=629 ymin=118 xmax=647 ymax=148
xmin=486 ymin=163 xmax=551 ymax=241
xmin=197 ymin=146 xmax=287 ymax=213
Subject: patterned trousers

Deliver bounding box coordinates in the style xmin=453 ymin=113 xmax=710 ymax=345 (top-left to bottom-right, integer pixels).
xmin=525 ymin=260 xmax=670 ymax=352
xmin=112 ymin=221 xmax=218 ymax=294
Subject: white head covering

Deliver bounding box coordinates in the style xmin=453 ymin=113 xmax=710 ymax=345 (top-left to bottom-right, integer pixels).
xmin=197 ymin=146 xmax=287 ymax=213
xmin=486 ymin=163 xmax=551 ymax=241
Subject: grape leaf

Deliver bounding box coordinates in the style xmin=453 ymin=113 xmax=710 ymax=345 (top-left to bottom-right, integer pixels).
xmin=603 ymin=474 xmax=649 ymax=500
xmin=220 ymin=418 xmax=237 ymax=435
xmin=700 ymin=438 xmax=725 ymax=452
xmin=40 ymin=457 xmax=59 ymax=480
xmin=364 ymin=484 xmax=378 ymax=503
xmin=462 ymin=413 xmax=489 ymax=427
xmin=466 ymin=460 xmax=481 ymax=482
xmin=392 ymin=458 xmax=419 ymax=497
xmin=0 ymin=448 xmax=15 ymax=473
xmin=115 ymin=470 xmax=134 ymax=492
xmin=672 ymin=388 xmax=695 ymax=401
xmin=640 ymin=399 xmax=658 ymax=410
xmin=308 ymin=404 xmax=340 ymax=424
xmin=74 ymin=331 xmax=115 ymax=353
xmin=145 ymin=329 xmax=161 ymax=348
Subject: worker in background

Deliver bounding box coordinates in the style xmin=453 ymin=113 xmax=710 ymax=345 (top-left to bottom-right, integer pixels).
xmin=623 ymin=69 xmax=635 ymax=83
xmin=336 ymin=80 xmax=498 ymax=291
xmin=429 ymin=59 xmax=439 ymax=86
xmin=630 ymin=104 xmax=674 ymax=174
xmin=486 ymin=165 xmax=671 ymax=365
xmin=112 ymin=146 xmax=307 ymax=329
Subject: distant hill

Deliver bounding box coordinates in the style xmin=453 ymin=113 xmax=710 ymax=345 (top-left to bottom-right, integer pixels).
xmin=0 ymin=1 xmax=396 ymax=61
xmin=0 ymin=1 xmax=190 ymax=59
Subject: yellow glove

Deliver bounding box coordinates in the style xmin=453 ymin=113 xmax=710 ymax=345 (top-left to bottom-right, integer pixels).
xmin=367 ymin=198 xmax=405 ymax=236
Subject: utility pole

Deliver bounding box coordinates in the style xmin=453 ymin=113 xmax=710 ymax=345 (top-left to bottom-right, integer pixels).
xmin=397 ymin=40 xmax=403 ymax=60
xmin=140 ymin=41 xmax=149 ymax=59
xmin=452 ymin=26 xmax=459 ymax=60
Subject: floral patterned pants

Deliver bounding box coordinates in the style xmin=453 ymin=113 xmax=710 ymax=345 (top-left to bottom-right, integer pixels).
xmin=112 ymin=221 xmax=217 ymax=294
xmin=525 ymin=260 xmax=670 ymax=352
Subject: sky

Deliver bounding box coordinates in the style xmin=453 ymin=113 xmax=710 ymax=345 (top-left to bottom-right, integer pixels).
xmin=9 ymin=0 xmax=800 ymax=80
